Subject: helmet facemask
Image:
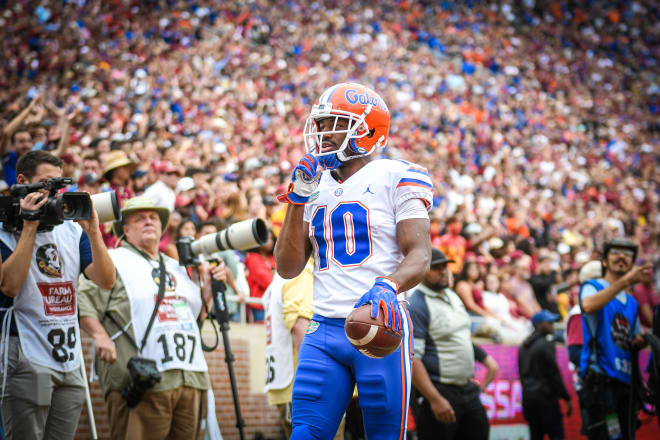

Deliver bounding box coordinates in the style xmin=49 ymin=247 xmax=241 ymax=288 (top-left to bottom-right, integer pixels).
xmin=303 ymin=103 xmax=380 ymax=170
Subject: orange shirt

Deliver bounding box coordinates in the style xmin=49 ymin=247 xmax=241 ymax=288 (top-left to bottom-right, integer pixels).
xmin=435 ymin=233 xmax=467 ymax=274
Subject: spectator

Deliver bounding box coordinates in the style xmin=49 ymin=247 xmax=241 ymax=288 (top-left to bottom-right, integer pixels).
xmin=518 ymin=310 xmax=572 ymax=440
xmin=1 ymin=94 xmax=42 ymax=186
xmin=435 ymin=216 xmax=467 ymax=274
xmin=529 ymin=255 xmax=560 ymax=313
xmin=78 ymin=197 xmax=224 ymax=440
xmin=1 ymin=129 xmax=32 ymax=187
xmin=175 ymin=217 xmax=197 ymax=242
xmin=633 ymin=278 xmax=659 ymax=330
xmin=244 ymin=230 xmax=276 ymax=323
xmin=102 ymin=151 xmax=137 ymax=206
xmin=481 ymin=272 xmax=531 ymax=344
xmin=81 ymin=152 xmax=103 ymax=180
xmin=504 ymin=255 xmax=541 ymax=319
xmin=77 ymin=172 xmax=102 ymax=196
xmin=143 ymin=161 xmax=180 ymax=213
xmin=130 ymin=169 xmax=149 ymax=195
xmin=196 ymin=219 xmax=247 ymax=322
xmin=408 ymin=249 xmax=489 ymax=440
xmin=223 ymin=191 xmax=249 ymax=226
xmin=473 ymin=344 xmax=500 ymax=392
xmin=159 ymin=210 xmax=182 ymax=260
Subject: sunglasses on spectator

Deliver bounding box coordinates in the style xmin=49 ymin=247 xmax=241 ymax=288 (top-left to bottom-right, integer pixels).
xmin=165 ymin=171 xmax=179 ymax=175
xmin=609 ymin=248 xmax=634 ymax=258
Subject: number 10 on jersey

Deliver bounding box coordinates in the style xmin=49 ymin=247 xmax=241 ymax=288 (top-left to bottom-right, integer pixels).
xmin=311 ymin=202 xmax=372 ymax=270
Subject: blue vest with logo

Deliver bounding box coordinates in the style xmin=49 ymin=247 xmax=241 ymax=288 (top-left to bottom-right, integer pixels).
xmin=580 ymin=279 xmax=638 ymax=384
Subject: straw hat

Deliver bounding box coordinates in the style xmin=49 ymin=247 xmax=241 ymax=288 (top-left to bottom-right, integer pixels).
xmin=112 ymin=196 xmax=170 ymax=238
xmin=103 ymin=150 xmax=138 ymax=180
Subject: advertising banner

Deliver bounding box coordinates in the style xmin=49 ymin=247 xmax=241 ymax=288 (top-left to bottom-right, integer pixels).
xmin=474 ymin=344 xmax=658 ymax=439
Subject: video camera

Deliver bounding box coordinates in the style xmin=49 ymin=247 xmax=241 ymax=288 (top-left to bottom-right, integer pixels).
xmin=0 ymin=178 xmax=92 ymax=232
xmin=176 ymin=218 xmax=269 ymax=266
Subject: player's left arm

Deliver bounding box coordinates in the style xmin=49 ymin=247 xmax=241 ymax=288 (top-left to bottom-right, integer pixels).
xmin=387 ymin=217 xmax=431 ymax=292
xmin=354 ymin=213 xmax=430 ymax=330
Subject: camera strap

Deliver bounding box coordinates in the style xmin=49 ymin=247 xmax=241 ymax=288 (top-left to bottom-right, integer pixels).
xmin=123 ymin=243 xmax=168 ymax=354
xmin=139 ymin=252 xmax=167 ymax=354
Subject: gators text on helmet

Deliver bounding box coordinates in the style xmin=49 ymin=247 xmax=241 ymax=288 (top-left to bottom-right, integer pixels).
xmin=303 ymin=83 xmax=390 ymax=170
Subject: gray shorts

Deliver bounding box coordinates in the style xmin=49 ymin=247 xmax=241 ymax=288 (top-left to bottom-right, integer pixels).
xmin=1 ymin=336 xmax=85 ymax=440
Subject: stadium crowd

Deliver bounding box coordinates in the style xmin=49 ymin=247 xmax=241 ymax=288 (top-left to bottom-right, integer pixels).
xmin=1 ymin=0 xmax=657 ymax=329
xmin=0 ymin=0 xmax=658 ymax=437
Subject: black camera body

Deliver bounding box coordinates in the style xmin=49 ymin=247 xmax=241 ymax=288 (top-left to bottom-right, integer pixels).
xmin=0 ymin=178 xmax=92 ymax=232
xmin=122 ymin=357 xmax=162 ymax=408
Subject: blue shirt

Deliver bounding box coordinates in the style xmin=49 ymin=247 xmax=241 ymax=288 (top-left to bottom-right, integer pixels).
xmin=0 ymin=228 xmax=92 ymax=334
xmin=3 ymin=151 xmax=18 ymax=186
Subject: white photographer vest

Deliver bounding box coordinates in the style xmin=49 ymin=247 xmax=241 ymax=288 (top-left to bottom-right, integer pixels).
xmin=263 ymin=274 xmax=294 ymax=391
xmin=110 ymin=247 xmax=207 ymax=373
xmin=0 ymin=222 xmax=83 ymax=372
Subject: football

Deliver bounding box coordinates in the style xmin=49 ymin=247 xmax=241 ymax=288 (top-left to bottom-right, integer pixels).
xmin=345 ymin=305 xmax=402 ymax=358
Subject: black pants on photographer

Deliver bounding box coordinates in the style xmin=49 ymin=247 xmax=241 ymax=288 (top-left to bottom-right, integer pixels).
xmin=583 ymin=378 xmax=634 ymax=440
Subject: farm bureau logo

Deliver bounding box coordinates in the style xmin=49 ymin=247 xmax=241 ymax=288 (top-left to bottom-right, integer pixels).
xmin=37 ymin=281 xmax=75 ymax=316
xmin=36 ymin=243 xmax=62 ymax=278
xmin=345 ymin=89 xmax=388 ymax=111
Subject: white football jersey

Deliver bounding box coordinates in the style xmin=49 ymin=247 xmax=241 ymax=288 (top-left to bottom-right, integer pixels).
xmin=303 ymin=158 xmax=433 ymax=318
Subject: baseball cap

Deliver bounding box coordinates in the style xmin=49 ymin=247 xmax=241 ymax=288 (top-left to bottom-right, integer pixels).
xmin=531 ymin=310 xmax=561 ymax=326
xmin=131 ymin=169 xmax=148 ymax=179
xmin=176 ymin=177 xmax=196 ymax=193
xmin=430 ymin=248 xmax=454 ymax=266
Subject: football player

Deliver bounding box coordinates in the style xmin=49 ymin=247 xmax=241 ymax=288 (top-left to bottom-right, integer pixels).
xmin=275 ymin=83 xmax=433 ymax=439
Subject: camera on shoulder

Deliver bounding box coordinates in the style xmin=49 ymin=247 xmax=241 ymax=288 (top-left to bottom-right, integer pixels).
xmin=0 ymin=177 xmax=92 ymax=232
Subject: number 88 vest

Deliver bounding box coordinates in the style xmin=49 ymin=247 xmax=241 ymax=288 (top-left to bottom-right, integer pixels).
xmin=0 ymin=222 xmax=83 ymax=372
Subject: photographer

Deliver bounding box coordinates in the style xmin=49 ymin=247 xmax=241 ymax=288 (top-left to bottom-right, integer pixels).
xmin=0 ymin=151 xmax=115 ymax=439
xmin=580 ymin=238 xmax=653 ymax=439
xmin=78 ymin=196 xmax=225 ymax=440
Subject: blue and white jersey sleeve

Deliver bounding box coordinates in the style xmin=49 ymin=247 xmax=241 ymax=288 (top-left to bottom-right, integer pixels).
xmin=392 ymin=160 xmax=434 ymax=211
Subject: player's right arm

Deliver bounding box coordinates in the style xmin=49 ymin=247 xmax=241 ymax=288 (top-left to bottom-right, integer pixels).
xmin=274 ymin=206 xmax=312 ymax=279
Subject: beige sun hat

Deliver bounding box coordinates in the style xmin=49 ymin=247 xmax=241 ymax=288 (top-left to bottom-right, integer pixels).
xmin=103 ymin=150 xmax=138 ymax=180
xmin=112 ymin=196 xmax=170 ymax=238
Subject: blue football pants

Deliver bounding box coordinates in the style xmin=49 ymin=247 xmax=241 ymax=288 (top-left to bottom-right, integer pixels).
xmin=290 ymin=304 xmax=413 ymax=440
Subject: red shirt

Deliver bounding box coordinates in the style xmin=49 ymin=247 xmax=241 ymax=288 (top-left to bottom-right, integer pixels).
xmin=244 ymin=252 xmax=276 ymax=310
xmin=109 ymin=182 xmax=134 ymax=207
xmin=633 ymin=282 xmax=660 ymax=328
xmin=566 ymin=313 xmax=584 ymax=346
